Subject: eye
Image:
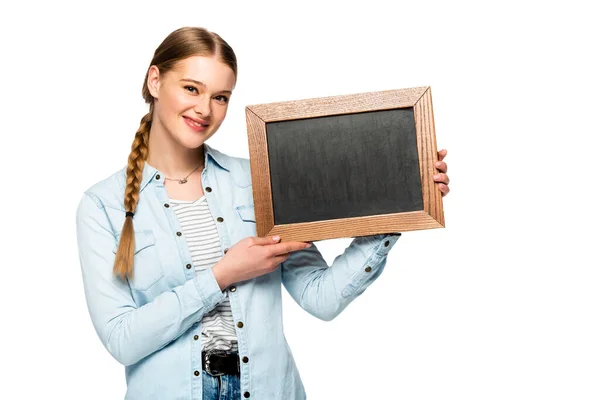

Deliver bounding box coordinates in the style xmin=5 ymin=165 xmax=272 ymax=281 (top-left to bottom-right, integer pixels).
xmin=215 ymin=95 xmax=229 ymax=103
xmin=184 ymin=85 xmax=198 ymax=94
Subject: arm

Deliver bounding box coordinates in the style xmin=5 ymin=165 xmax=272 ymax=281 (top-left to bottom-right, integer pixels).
xmin=281 ymin=233 xmax=401 ymax=321
xmin=76 ymin=192 xmax=226 ymax=366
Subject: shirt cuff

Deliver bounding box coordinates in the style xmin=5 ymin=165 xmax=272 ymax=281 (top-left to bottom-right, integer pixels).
xmin=193 ymin=268 xmax=227 ymax=309
xmin=373 ymin=233 xmax=402 ymax=257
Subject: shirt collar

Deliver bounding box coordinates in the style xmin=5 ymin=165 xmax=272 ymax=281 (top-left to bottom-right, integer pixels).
xmin=137 ymin=142 xmax=230 ymax=193
xmin=203 ymin=142 xmax=231 ymax=172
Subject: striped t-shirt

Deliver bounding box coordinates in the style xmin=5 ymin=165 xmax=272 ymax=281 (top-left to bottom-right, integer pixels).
xmin=170 ymin=195 xmax=238 ymax=352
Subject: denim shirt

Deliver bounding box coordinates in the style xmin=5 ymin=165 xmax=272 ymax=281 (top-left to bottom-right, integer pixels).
xmin=75 ymin=142 xmax=401 ymax=400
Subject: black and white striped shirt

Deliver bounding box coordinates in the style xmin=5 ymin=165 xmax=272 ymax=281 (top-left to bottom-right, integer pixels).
xmin=170 ymin=195 xmax=238 ymax=352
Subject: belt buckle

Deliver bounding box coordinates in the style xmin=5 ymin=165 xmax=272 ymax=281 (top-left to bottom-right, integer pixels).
xmin=204 ymin=350 xmax=227 ymax=377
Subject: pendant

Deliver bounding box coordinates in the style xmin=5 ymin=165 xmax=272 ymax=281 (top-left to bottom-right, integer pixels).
xmin=179 ymin=179 xmax=187 ymax=184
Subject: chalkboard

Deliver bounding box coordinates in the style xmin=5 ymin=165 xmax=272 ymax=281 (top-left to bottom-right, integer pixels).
xmin=245 ymin=86 xmax=444 ymax=242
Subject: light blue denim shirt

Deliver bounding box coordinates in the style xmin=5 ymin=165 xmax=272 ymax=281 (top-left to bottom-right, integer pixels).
xmin=75 ymin=142 xmax=401 ymax=399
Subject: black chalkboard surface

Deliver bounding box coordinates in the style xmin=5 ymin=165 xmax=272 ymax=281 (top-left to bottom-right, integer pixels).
xmin=245 ymin=86 xmax=444 ymax=242
xmin=267 ymin=108 xmax=423 ymax=225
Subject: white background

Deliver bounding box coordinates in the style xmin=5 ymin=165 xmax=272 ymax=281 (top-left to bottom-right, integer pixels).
xmin=1 ymin=0 xmax=598 ymax=399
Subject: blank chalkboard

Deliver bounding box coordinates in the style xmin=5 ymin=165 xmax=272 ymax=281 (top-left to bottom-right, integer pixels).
xmin=267 ymin=108 xmax=423 ymax=225
xmin=245 ymin=86 xmax=444 ymax=242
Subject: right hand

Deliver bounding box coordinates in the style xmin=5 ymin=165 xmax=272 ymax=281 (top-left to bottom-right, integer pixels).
xmin=212 ymin=236 xmax=311 ymax=290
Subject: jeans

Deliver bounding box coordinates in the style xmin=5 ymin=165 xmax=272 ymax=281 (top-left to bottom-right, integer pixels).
xmin=202 ymin=370 xmax=241 ymax=399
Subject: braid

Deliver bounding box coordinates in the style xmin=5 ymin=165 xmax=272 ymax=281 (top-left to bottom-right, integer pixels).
xmin=113 ymin=111 xmax=152 ymax=281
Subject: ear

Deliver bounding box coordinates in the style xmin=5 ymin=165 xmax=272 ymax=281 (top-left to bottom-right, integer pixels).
xmin=147 ymin=65 xmax=161 ymax=98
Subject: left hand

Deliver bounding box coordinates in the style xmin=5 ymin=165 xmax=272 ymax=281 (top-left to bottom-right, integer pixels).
xmin=434 ymin=149 xmax=450 ymax=197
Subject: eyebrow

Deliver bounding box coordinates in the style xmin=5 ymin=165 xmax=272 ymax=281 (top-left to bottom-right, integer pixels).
xmin=180 ymin=78 xmax=232 ymax=94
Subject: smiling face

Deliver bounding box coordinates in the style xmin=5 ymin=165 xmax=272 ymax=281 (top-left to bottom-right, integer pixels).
xmin=146 ymin=55 xmax=236 ymax=149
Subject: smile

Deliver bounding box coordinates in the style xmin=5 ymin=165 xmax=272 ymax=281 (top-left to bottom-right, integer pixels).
xmin=183 ymin=116 xmax=209 ymax=131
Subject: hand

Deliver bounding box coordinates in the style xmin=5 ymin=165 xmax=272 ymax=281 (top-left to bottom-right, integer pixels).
xmin=212 ymin=236 xmax=311 ymax=290
xmin=434 ymin=149 xmax=450 ymax=197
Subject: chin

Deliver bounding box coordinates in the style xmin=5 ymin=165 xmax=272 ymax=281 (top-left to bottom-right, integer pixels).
xmin=177 ymin=137 xmax=207 ymax=150
xmin=177 ymin=131 xmax=216 ymax=149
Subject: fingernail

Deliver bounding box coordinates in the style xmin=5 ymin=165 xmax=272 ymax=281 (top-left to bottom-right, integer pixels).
xmin=273 ymin=235 xmax=280 ymax=241
xmin=305 ymin=243 xmax=312 ymax=248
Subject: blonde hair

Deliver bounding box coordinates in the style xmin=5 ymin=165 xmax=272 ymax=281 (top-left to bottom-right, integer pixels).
xmin=113 ymin=27 xmax=238 ymax=281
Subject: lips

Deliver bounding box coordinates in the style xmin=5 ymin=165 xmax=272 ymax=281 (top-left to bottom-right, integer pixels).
xmin=183 ymin=116 xmax=209 ymax=127
xmin=183 ymin=116 xmax=210 ymax=132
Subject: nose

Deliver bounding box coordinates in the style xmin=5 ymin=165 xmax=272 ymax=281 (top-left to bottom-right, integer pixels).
xmin=193 ymin=96 xmax=211 ymax=117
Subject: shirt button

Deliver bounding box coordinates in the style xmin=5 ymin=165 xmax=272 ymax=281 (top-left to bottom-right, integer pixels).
xmin=237 ymin=321 xmax=244 ymax=328
xmin=243 ymin=392 xmax=250 ymax=398
xmin=217 ymin=217 xmax=224 ymax=222
xmin=365 ymin=266 xmax=372 ymax=272
xmin=194 ymin=370 xmax=200 ymax=376
xmin=164 ymin=203 xmax=170 ymax=208
xmin=186 ymin=264 xmax=192 ymax=269
xmin=242 ymin=356 xmax=249 ymax=363
xmin=384 ymin=240 xmax=390 ymax=247
xmin=206 ymin=187 xmax=212 ymax=192
xmin=229 ymin=286 xmax=236 ymax=292
xmin=177 ymin=232 xmax=182 ymax=236
xmin=193 ymin=335 xmax=199 ymax=340
xmin=155 ymin=174 xmax=161 ymax=180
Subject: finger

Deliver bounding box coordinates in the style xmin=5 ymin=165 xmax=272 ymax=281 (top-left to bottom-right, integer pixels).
xmin=435 ymin=161 xmax=447 ymax=173
xmin=438 ymin=149 xmax=447 ymax=161
xmin=433 ymin=173 xmax=450 ymax=185
xmin=269 ymin=241 xmax=312 ymax=256
xmin=271 ymin=253 xmax=290 ymax=267
xmin=438 ymin=183 xmax=450 ymax=197
xmin=252 ymin=235 xmax=282 ymax=246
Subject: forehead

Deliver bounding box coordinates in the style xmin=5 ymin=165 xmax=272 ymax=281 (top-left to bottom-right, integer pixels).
xmin=167 ymin=55 xmax=236 ymax=90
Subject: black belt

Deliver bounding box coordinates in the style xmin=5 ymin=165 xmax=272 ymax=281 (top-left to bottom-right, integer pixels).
xmin=202 ymin=350 xmax=240 ymax=377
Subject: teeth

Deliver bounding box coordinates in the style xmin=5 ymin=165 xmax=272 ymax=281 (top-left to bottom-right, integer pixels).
xmin=186 ymin=117 xmax=205 ymax=127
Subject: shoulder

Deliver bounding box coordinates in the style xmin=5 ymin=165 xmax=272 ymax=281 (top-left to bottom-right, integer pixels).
xmin=207 ymin=144 xmax=252 ymax=188
xmin=229 ymin=155 xmax=252 ymax=188
xmin=79 ymin=166 xmax=127 ymax=211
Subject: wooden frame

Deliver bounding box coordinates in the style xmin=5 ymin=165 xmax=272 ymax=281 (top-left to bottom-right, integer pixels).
xmin=245 ymin=86 xmax=444 ymax=242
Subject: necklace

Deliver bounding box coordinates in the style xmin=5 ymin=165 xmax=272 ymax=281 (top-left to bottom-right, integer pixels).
xmin=164 ymin=163 xmax=203 ymax=184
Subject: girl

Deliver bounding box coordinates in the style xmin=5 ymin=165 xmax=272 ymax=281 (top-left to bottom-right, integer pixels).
xmin=76 ymin=26 xmax=451 ymax=400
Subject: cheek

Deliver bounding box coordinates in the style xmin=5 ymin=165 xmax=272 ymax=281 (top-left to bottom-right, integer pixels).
xmin=157 ymin=93 xmax=177 ymax=119
xmin=171 ymin=92 xmax=193 ymax=113
xmin=215 ymin=105 xmax=229 ymax=121
xmin=162 ymin=91 xmax=193 ymax=115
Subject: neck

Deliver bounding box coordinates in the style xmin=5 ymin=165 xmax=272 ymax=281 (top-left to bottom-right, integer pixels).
xmin=146 ymin=123 xmax=206 ymax=178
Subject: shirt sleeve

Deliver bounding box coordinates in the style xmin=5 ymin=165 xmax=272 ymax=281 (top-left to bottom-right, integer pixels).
xmin=280 ymin=233 xmax=401 ymax=321
xmin=76 ymin=192 xmax=226 ymax=366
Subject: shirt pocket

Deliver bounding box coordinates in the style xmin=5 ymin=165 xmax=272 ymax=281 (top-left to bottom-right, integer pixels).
xmin=234 ymin=204 xmax=257 ymax=239
xmin=235 ymin=204 xmax=256 ymax=223
xmin=112 ymin=230 xmax=165 ymax=291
